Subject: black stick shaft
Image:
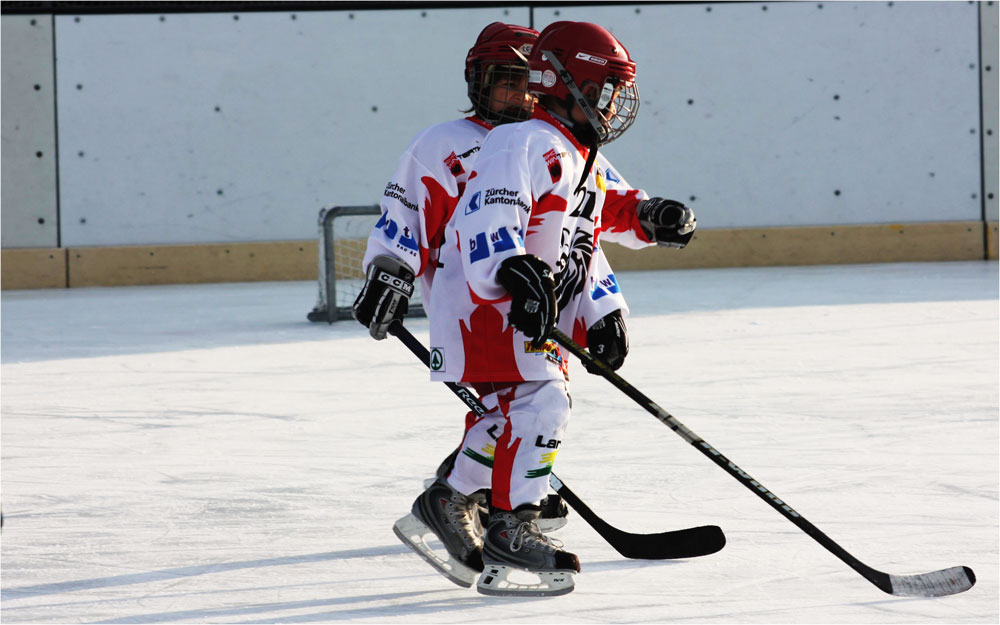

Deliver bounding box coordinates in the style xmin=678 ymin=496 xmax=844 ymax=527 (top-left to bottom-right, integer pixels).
xmin=549 ymin=327 xmax=937 ymax=595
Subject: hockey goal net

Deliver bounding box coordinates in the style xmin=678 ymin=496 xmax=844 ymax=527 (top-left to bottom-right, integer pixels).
xmin=307 ymin=205 xmax=425 ymax=322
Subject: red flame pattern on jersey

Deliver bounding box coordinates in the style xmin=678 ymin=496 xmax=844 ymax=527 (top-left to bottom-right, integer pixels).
xmin=572 ymin=316 xmax=589 ymax=349
xmin=459 ymin=305 xmax=524 ymax=383
xmin=526 ymin=193 xmax=568 ymax=237
xmin=602 ymin=189 xmax=650 ymax=242
xmin=420 ymin=175 xmax=460 ymax=273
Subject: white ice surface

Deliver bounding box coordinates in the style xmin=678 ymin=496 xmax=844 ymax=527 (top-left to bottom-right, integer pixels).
xmin=1 ymin=261 xmax=997 ymax=623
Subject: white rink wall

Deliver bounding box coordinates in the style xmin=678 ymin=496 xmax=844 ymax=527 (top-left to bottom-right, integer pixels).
xmin=1 ymin=1 xmax=990 ymax=249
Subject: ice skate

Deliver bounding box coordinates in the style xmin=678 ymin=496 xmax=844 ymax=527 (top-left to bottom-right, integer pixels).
xmin=425 ymin=448 xmax=570 ymax=533
xmin=421 ymin=480 xmax=570 ymax=533
xmin=393 ymin=478 xmax=484 ymax=588
xmin=477 ymin=504 xmax=580 ymax=597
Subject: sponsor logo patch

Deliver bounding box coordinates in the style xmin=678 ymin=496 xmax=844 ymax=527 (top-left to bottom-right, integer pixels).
xmin=377 ymin=272 xmax=414 ymax=297
xmin=591 ymin=272 xmax=621 ymax=300
xmin=373 ymin=213 xmax=418 ymax=258
xmin=534 ymin=435 xmax=562 ymax=449
xmin=523 ymin=339 xmax=558 ymax=354
xmin=398 ymin=226 xmax=418 ymax=252
xmin=429 ymin=347 xmax=445 ymax=371
xmin=383 ymin=182 xmax=418 ymax=211
xmin=523 ymin=340 xmax=562 ymax=366
xmin=464 ymin=191 xmax=482 ymax=215
xmin=543 ymin=149 xmax=562 ymax=183
xmin=444 ymin=152 xmax=464 ymax=177
xmin=484 ymin=187 xmax=529 ymax=213
xmin=470 ymin=227 xmax=524 ymax=263
xmin=489 ymin=227 xmax=519 ymax=253
xmin=575 ymin=52 xmax=608 ymax=66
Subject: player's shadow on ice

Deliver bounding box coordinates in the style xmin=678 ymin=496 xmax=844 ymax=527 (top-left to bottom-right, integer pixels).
xmin=226 ymin=560 xmax=688 ymax=623
xmin=96 ymin=589 xmax=499 ymax=624
xmin=97 ymin=563 xmax=669 ymax=624
xmin=3 ymin=546 xmax=677 ymax=623
xmin=1 ymin=545 xmax=412 ymax=600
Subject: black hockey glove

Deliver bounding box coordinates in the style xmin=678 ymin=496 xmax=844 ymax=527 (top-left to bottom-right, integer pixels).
xmin=352 ymin=255 xmax=415 ymax=340
xmin=636 ymin=197 xmax=696 ymax=248
xmin=585 ymin=310 xmax=628 ymax=373
xmin=496 ymin=254 xmax=557 ymax=349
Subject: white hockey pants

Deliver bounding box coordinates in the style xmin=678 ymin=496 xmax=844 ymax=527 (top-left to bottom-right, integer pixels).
xmin=446 ymin=379 xmax=571 ymax=511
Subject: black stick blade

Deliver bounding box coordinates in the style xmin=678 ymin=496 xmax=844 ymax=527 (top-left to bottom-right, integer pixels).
xmin=551 ymin=474 xmax=726 ymax=560
xmin=612 ymin=524 xmax=727 ymax=561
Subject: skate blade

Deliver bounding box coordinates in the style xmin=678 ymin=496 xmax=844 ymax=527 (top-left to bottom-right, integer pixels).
xmin=393 ymin=513 xmax=479 ymax=588
xmin=476 ymin=563 xmax=575 ymax=597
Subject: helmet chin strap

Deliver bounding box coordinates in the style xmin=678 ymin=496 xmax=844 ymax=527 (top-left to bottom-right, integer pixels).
xmin=540 ymin=50 xmax=605 ymax=192
xmin=541 ymin=50 xmax=609 ymax=145
xmin=576 ymin=138 xmax=599 ymax=194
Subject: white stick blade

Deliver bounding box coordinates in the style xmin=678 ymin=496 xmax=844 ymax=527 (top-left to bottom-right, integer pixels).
xmin=889 ymin=566 xmax=976 ymax=597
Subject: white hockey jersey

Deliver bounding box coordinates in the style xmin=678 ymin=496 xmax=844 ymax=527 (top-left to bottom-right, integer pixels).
xmin=362 ymin=116 xmax=492 ymax=298
xmin=361 ymin=113 xmax=631 ymax=337
xmin=428 ymin=109 xmax=654 ymax=384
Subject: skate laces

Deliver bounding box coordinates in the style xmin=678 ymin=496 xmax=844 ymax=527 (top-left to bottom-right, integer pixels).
xmin=509 ymin=518 xmax=563 ymax=553
xmin=445 ymin=493 xmax=482 ymax=546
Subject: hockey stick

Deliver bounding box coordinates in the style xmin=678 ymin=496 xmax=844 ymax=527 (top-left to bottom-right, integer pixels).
xmin=387 ymin=320 xmax=726 ymax=560
xmin=549 ymin=328 xmax=976 ymax=597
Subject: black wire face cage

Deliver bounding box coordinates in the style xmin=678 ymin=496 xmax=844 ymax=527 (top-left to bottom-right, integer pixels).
xmin=469 ymin=63 xmax=535 ymax=126
xmin=588 ymin=78 xmax=640 ymax=146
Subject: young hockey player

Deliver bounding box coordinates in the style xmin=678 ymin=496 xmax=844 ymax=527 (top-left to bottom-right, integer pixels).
xmin=418 ymin=21 xmax=697 ymax=596
xmin=354 ymin=22 xmax=574 ymax=585
xmin=353 ymin=21 xmax=539 ymax=341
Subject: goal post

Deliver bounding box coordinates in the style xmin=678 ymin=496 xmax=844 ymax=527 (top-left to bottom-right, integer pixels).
xmin=307 ymin=205 xmax=425 ymax=323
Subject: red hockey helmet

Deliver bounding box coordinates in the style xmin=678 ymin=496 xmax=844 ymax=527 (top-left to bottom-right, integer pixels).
xmin=465 ymin=22 xmax=539 ymax=125
xmin=527 ymin=21 xmax=639 ymax=145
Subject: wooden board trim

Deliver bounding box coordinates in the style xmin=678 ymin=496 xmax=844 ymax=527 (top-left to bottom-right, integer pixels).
xmin=602 ymin=221 xmax=988 ymax=271
xmin=66 ymin=240 xmax=317 ymax=288
xmin=0 ymin=248 xmax=67 ymax=289
xmin=1 ymin=221 xmax=993 ymax=289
